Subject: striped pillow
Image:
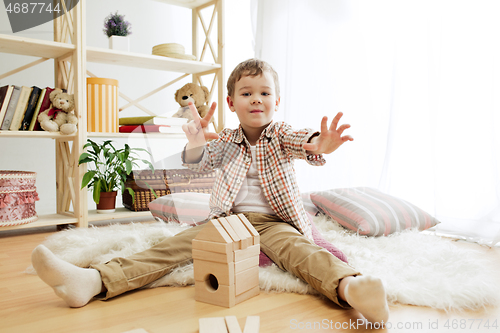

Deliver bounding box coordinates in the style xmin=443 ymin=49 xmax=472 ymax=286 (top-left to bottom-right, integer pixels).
xmin=301 ymin=192 xmax=320 ymax=216
xmin=148 ymin=193 xmax=210 ymax=225
xmin=310 ymin=187 xmax=440 ymax=236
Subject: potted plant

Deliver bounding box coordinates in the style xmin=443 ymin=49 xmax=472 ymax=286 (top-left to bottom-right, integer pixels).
xmin=78 ymin=139 xmax=154 ymax=213
xmin=103 ymin=11 xmax=132 ymax=51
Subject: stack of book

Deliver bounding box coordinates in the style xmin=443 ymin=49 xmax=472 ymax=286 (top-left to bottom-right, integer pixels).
xmin=118 ymin=116 xmax=188 ymax=134
xmin=0 ymin=85 xmax=55 ymax=131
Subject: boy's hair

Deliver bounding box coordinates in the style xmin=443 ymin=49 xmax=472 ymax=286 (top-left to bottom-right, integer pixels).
xmin=227 ymin=59 xmax=280 ymax=98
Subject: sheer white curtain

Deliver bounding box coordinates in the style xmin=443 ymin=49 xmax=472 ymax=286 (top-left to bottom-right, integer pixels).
xmin=251 ymin=0 xmax=500 ymax=245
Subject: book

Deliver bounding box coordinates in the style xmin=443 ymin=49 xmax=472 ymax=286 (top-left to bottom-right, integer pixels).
xmin=119 ymin=116 xmax=188 ymax=126
xmin=119 ymin=124 xmax=185 ymax=134
xmin=0 ymin=86 xmax=21 ymax=130
xmin=9 ymin=86 xmax=33 ymax=130
xmin=0 ymin=85 xmax=14 ymax=127
xmin=20 ymin=86 xmax=42 ymax=130
xmin=28 ymin=88 xmax=47 ymax=131
xmin=30 ymin=87 xmax=54 ymax=131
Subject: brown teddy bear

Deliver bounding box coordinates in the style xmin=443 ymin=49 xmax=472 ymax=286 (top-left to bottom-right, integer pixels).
xmin=38 ymin=89 xmax=78 ymax=135
xmin=172 ymin=83 xmax=210 ymax=121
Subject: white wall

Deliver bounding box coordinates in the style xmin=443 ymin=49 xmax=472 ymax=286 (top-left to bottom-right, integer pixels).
xmin=0 ymin=0 xmax=254 ymax=214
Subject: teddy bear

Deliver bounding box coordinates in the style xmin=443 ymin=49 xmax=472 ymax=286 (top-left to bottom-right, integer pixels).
xmin=38 ymin=89 xmax=78 ymax=135
xmin=172 ymin=83 xmax=210 ymax=121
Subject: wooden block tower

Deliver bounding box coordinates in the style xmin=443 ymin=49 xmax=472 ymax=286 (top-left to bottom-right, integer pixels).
xmin=193 ymin=214 xmax=260 ymax=308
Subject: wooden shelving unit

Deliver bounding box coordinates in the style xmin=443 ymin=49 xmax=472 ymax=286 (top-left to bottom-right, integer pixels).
xmin=0 ymin=0 xmax=224 ymax=232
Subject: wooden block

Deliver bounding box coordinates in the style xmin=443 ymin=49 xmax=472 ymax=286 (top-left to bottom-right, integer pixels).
xmin=235 ymin=286 xmax=259 ymax=305
xmin=224 ymin=316 xmax=243 ymax=333
xmin=194 ymin=259 xmax=235 ymax=286
xmin=236 ymin=214 xmax=260 ymax=246
xmin=234 ymin=256 xmax=259 ymax=274
xmin=193 ymin=249 xmax=232 ymax=264
xmin=195 ymin=281 xmax=235 ymax=307
xmin=199 ymin=317 xmax=228 ymax=333
xmin=235 ymin=266 xmax=259 ymax=295
xmin=194 ymin=219 xmax=233 ymax=244
xmin=192 ymin=239 xmax=232 ymax=256
xmin=217 ymin=217 xmax=242 ymax=250
xmin=243 ymin=316 xmax=260 ymax=333
xmin=234 ymin=244 xmax=260 ymax=262
xmin=225 ymin=215 xmax=252 ymax=249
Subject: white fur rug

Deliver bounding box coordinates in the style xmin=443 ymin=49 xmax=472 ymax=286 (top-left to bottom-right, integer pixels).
xmin=32 ymin=214 xmax=500 ymax=311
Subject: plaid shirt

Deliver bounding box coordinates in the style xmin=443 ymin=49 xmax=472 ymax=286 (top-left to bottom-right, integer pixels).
xmin=182 ymin=121 xmax=325 ymax=240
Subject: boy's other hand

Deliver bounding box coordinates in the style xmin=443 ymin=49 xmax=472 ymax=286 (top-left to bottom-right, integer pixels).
xmin=303 ymin=112 xmax=353 ymax=155
xmin=182 ymin=101 xmax=219 ymax=147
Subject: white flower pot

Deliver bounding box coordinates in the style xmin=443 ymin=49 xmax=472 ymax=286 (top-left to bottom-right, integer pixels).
xmin=109 ymin=35 xmax=129 ymax=51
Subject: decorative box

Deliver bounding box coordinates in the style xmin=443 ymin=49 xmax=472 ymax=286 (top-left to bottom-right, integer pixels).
xmin=0 ymin=171 xmax=40 ymax=227
xmin=122 ymin=169 xmax=216 ymax=212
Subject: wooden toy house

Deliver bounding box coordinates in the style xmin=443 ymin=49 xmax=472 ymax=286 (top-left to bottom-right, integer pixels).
xmin=192 ymin=214 xmax=260 ymax=308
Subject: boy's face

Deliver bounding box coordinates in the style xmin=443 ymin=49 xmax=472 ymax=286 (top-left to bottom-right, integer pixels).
xmin=227 ymin=71 xmax=280 ymax=134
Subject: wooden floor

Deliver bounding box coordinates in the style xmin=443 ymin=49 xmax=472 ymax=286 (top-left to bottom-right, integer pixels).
xmin=1 ymin=224 xmax=500 ymax=333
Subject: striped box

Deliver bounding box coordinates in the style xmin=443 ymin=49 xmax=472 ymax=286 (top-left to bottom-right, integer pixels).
xmin=87 ymin=77 xmax=119 ymax=133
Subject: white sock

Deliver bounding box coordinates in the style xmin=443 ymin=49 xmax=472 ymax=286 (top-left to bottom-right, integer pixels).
xmin=344 ymin=276 xmax=389 ymax=324
xmin=31 ymin=244 xmax=103 ymax=307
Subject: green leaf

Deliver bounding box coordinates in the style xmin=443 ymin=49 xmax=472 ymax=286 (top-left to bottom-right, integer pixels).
xmin=125 ymin=187 xmax=135 ymax=204
xmin=142 ymin=160 xmax=155 ymax=172
xmin=79 ymin=157 xmax=95 ymax=165
xmin=144 ymin=182 xmax=159 ymax=199
xmin=87 ymin=139 xmax=101 ymax=156
xmin=93 ymin=179 xmax=102 ymax=204
xmin=125 ymin=160 xmax=132 ymax=174
xmin=81 ymin=171 xmax=97 ymax=189
xmin=133 ymin=147 xmax=151 ymax=155
xmin=78 ymin=153 xmax=92 ymax=164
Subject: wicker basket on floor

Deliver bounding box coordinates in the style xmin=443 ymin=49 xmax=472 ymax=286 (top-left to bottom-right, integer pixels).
xmin=122 ymin=169 xmax=216 ymax=212
xmin=0 ymin=171 xmax=40 ymax=227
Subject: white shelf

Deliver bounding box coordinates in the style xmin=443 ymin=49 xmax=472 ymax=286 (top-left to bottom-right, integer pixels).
xmin=87 ymin=132 xmax=186 ymax=139
xmin=0 ymin=209 xmax=154 ymax=231
xmin=0 ymin=213 xmax=77 ymax=231
xmin=87 ymin=208 xmax=153 ymax=222
xmin=0 ymin=130 xmax=76 ymax=140
xmin=0 ymin=34 xmax=75 ymax=58
xmin=87 ymin=47 xmax=220 ymax=74
xmin=0 ymin=130 xmax=185 ymax=140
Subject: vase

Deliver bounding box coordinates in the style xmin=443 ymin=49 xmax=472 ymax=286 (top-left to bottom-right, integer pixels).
xmin=109 ymin=35 xmax=129 ymax=51
xmin=96 ymin=191 xmax=117 ymax=213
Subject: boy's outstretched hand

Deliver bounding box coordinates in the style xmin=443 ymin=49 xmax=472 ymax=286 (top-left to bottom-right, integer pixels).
xmin=182 ymin=101 xmax=219 ymax=147
xmin=302 ymin=112 xmax=353 ymax=155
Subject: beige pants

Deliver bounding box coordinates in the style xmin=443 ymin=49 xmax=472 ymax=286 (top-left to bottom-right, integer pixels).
xmin=92 ymin=213 xmax=360 ymax=307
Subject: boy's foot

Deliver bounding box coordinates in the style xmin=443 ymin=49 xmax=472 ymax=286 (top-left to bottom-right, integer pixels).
xmin=31 ymin=244 xmax=103 ymax=307
xmin=344 ymin=276 xmax=389 ymax=324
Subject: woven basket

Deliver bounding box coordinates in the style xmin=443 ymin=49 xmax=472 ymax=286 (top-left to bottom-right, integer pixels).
xmin=0 ymin=171 xmax=39 ymax=227
xmin=122 ymin=169 xmax=216 ymax=212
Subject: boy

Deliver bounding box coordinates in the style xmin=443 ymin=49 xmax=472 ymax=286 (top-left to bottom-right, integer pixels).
xmin=32 ymin=59 xmax=389 ymax=324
